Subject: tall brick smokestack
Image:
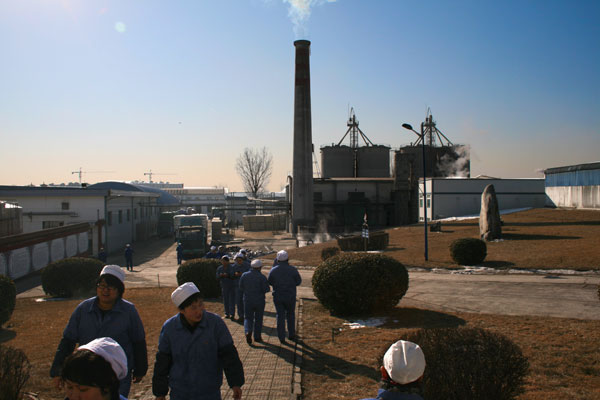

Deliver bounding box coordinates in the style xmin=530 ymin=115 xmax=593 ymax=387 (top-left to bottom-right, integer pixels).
xmin=292 ymin=39 xmax=314 ymax=233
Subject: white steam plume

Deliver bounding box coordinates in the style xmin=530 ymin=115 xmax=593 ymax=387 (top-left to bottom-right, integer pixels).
xmin=282 ymin=0 xmax=337 ymax=38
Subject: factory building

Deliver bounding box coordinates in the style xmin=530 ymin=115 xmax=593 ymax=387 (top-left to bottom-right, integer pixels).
xmin=164 ymin=187 xmax=226 ymax=216
xmin=544 ymin=162 xmax=600 ymax=209
xmin=419 ymin=177 xmax=547 ymax=221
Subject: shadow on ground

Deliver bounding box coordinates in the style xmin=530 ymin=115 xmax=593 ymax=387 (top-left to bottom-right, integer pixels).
xmin=0 ymin=328 xmax=16 ymax=344
xmin=501 ymin=233 xmax=581 ymax=241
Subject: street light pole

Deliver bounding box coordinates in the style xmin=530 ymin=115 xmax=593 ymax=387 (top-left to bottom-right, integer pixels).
xmin=402 ymin=123 xmax=429 ymax=261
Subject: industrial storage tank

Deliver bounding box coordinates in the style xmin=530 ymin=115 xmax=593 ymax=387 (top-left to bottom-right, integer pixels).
xmin=321 ymin=145 xmax=355 ymax=178
xmin=357 ymin=145 xmax=390 ymax=177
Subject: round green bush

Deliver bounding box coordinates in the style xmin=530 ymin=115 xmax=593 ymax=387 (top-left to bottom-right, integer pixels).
xmin=403 ymin=327 xmax=529 ymax=400
xmin=320 ymin=246 xmax=340 ymax=261
xmin=0 ymin=275 xmax=16 ymax=327
xmin=450 ymin=238 xmax=487 ymax=265
xmin=312 ymin=253 xmax=408 ymax=316
xmin=176 ymin=258 xmax=221 ymax=299
xmin=41 ymin=257 xmax=104 ymax=298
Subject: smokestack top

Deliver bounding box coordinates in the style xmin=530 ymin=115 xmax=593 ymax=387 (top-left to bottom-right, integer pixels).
xmin=294 ymin=39 xmax=311 ymax=48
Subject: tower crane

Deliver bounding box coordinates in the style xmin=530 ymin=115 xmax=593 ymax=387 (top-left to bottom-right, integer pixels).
xmin=71 ymin=168 xmax=114 ymax=185
xmin=143 ymin=170 xmax=176 ymax=183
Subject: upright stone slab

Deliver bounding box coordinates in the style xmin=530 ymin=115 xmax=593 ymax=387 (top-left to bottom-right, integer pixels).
xmin=479 ymin=184 xmax=502 ymax=241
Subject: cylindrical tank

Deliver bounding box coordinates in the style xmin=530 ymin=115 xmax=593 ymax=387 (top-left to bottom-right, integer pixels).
xmin=321 ymin=146 xmax=355 ymax=178
xmin=357 ymin=145 xmax=390 ymax=177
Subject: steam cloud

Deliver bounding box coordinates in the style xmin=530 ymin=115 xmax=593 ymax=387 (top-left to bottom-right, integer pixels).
xmin=439 ymin=145 xmax=471 ymax=178
xmin=282 ymin=0 xmax=337 ymax=38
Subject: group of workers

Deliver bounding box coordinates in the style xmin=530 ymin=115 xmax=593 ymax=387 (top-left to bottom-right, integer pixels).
xmin=49 ymin=247 xmax=427 ymax=400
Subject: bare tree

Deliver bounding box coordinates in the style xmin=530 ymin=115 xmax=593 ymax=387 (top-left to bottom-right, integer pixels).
xmin=235 ymin=147 xmax=273 ymax=197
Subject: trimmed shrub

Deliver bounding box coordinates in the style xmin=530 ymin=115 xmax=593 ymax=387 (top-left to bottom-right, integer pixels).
xmin=337 ymin=231 xmax=389 ymax=251
xmin=312 ymin=253 xmax=408 ymax=316
xmin=450 ymin=237 xmax=487 ymax=265
xmin=0 ymin=275 xmax=16 ymax=327
xmin=403 ymin=327 xmax=529 ymax=400
xmin=0 ymin=344 xmax=31 ymax=400
xmin=41 ymin=257 xmax=104 ymax=298
xmin=176 ymin=258 xmax=221 ymax=299
xmin=321 ymin=246 xmax=340 ymax=261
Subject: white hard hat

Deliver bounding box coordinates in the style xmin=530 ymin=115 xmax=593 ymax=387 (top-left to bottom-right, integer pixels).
xmin=276 ymin=250 xmax=289 ymax=261
xmin=171 ymin=282 xmax=200 ymax=307
xmin=383 ymin=340 xmax=426 ymax=384
xmin=78 ymin=337 xmax=128 ymax=380
xmin=100 ymin=265 xmax=125 ymax=283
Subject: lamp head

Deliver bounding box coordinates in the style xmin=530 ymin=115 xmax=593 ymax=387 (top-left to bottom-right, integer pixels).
xmin=402 ymin=123 xmax=413 ymax=131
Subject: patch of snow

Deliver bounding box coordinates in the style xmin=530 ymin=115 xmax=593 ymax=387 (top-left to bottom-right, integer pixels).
xmin=438 ymin=207 xmax=532 ymax=222
xmin=343 ymin=317 xmax=387 ymax=329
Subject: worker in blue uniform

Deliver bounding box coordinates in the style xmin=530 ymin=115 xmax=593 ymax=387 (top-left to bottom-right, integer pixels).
xmin=50 ymin=265 xmax=148 ymax=398
xmin=360 ymin=340 xmax=426 ymax=400
xmin=152 ymin=282 xmax=244 ymax=400
xmin=60 ymin=337 xmax=129 ymax=400
xmin=216 ymin=255 xmax=236 ymax=319
xmin=233 ymin=253 xmax=250 ymax=323
xmin=175 ymin=242 xmax=183 ymax=265
xmin=204 ymin=246 xmax=220 ymax=259
xmin=267 ymin=250 xmax=301 ymax=344
xmin=239 ymin=259 xmax=270 ymax=344
xmin=124 ymin=244 xmax=134 ymax=271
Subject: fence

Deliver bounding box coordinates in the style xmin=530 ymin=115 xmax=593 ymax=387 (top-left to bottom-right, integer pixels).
xmin=0 ymin=222 xmax=91 ymax=280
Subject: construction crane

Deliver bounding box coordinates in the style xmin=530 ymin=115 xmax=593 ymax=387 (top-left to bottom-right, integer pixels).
xmin=71 ymin=168 xmax=114 ymax=185
xmin=143 ymin=170 xmax=176 ymax=183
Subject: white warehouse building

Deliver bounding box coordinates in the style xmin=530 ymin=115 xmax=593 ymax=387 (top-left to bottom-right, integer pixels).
xmin=419 ymin=177 xmax=547 ymax=221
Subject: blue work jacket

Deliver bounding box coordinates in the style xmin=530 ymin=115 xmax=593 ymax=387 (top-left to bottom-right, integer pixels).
xmin=216 ymin=265 xmax=236 ymax=290
xmin=51 ymin=297 xmax=146 ymax=377
xmin=361 ymin=388 xmax=424 ymax=400
xmin=233 ymin=262 xmax=250 ymax=286
xmin=267 ymin=261 xmax=301 ymax=301
xmin=239 ymin=269 xmax=269 ymax=304
xmin=156 ymin=312 xmax=243 ymax=399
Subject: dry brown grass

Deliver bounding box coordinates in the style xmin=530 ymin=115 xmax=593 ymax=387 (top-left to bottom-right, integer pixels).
xmin=300 ymin=300 xmax=600 ymax=400
xmin=285 ymin=208 xmax=600 ymax=270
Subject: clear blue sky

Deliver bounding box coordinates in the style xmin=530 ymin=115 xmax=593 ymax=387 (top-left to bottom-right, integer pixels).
xmin=1 ymin=0 xmax=598 ymax=191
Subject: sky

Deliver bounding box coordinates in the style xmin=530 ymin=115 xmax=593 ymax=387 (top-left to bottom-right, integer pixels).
xmin=1 ymin=0 xmax=599 ymax=192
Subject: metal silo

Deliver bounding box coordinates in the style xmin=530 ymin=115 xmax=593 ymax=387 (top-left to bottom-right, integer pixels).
xmin=357 ymin=145 xmax=390 ymax=177
xmin=321 ymin=145 xmax=355 ymax=178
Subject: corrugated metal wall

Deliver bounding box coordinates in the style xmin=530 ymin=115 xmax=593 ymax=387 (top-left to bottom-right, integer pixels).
xmin=545 ymin=169 xmax=600 ymax=187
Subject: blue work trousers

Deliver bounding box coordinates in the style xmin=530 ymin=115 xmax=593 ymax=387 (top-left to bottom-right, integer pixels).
xmin=235 ymin=285 xmax=245 ymax=319
xmin=274 ymin=297 xmax=296 ymax=341
xmin=243 ymin=300 xmax=265 ymax=339
xmin=221 ymin=285 xmax=237 ymax=317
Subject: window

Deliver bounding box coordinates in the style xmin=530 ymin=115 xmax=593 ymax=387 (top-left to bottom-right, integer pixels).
xmin=134 ymin=208 xmax=138 ymax=220
xmin=107 ymin=211 xmax=113 ymax=226
xmin=127 ymin=209 xmax=131 ymax=222
xmin=61 ymin=202 xmax=69 ymax=210
xmin=43 ymin=221 xmax=64 ymax=229
xmin=426 ymin=199 xmax=431 ymax=208
xmin=419 ymin=199 xmax=423 ymax=207
xmin=118 ymin=210 xmax=123 ymax=223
